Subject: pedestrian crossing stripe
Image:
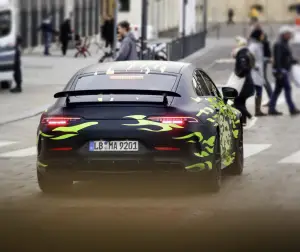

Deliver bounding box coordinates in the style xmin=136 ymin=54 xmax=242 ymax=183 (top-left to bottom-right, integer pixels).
xmin=278 ymin=150 xmax=300 ymax=164
xmin=0 ymin=147 xmax=36 ymax=157
xmin=243 ymin=144 xmax=271 ymax=158
xmin=0 ymin=141 xmax=16 ymax=148
xmin=0 ymin=142 xmax=272 ymax=159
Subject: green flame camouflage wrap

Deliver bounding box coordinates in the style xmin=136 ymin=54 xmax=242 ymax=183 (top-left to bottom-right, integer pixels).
xmin=38 ymin=122 xmax=99 ymax=141
xmin=122 ymin=115 xmax=184 ymax=132
xmin=122 ymin=97 xmax=241 ymax=171
xmin=186 ymin=97 xmax=240 ymax=169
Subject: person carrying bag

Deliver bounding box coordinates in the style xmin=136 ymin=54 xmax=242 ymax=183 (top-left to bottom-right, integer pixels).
xmin=229 ymin=36 xmax=256 ymax=127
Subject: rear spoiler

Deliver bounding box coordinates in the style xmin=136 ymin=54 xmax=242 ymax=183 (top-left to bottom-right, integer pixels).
xmin=54 ymin=89 xmax=181 ymax=106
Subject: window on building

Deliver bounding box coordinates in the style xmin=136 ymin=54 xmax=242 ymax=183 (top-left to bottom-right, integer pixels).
xmin=119 ymin=0 xmax=130 ymax=12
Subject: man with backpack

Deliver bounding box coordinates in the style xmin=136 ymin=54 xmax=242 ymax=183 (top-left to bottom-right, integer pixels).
xmin=232 ymin=37 xmax=257 ymax=127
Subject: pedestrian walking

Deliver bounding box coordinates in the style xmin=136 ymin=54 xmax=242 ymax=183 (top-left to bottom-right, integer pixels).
xmin=249 ymin=7 xmax=259 ymax=25
xmin=10 ymin=35 xmax=22 ymax=93
xmin=232 ymin=36 xmax=257 ymax=127
xmin=269 ymin=26 xmax=300 ymax=116
xmin=59 ymin=18 xmax=72 ymax=56
xmin=248 ymin=28 xmax=267 ymax=116
xmin=115 ymin=21 xmax=138 ymax=61
xmin=262 ymin=33 xmax=273 ymax=106
xmin=38 ymin=15 xmax=56 ymax=56
xmin=101 ymin=14 xmax=114 ymax=52
xmin=227 ymin=8 xmax=235 ymax=25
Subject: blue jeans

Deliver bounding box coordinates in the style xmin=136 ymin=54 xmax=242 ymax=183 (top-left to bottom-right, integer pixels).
xmin=254 ymin=85 xmax=263 ymax=97
xmin=269 ymin=73 xmax=296 ymax=113
xmin=43 ymin=33 xmax=51 ymax=55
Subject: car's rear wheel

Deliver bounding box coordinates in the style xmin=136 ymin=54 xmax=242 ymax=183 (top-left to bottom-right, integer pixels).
xmin=37 ymin=170 xmax=73 ymax=194
xmin=205 ymin=133 xmax=222 ymax=193
xmin=226 ymin=124 xmax=244 ymax=175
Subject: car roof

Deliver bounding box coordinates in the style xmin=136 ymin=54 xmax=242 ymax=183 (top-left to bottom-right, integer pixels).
xmin=78 ymin=61 xmax=191 ymax=75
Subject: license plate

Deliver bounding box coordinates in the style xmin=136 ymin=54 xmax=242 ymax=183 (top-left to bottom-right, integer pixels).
xmin=89 ymin=141 xmax=139 ymax=152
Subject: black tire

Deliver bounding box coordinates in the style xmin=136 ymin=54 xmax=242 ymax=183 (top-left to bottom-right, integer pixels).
xmin=226 ymin=124 xmax=244 ymax=175
xmin=37 ymin=170 xmax=73 ymax=194
xmin=205 ymin=133 xmax=222 ymax=192
xmin=1 ymin=81 xmax=11 ymax=89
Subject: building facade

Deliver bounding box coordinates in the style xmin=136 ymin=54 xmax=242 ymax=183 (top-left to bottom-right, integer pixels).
xmin=112 ymin=0 xmax=300 ymax=36
xmin=17 ymin=0 xmax=100 ymax=49
xmin=207 ymin=0 xmax=299 ymax=23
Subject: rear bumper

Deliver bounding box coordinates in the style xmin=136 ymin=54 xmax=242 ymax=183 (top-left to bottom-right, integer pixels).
xmin=37 ymin=150 xmax=205 ymax=176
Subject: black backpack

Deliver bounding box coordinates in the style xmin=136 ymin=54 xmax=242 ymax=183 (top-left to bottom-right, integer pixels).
xmin=234 ymin=47 xmax=254 ymax=78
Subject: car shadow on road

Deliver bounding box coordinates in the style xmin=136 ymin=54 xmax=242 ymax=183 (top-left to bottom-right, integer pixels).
xmin=36 ymin=173 xmax=236 ymax=200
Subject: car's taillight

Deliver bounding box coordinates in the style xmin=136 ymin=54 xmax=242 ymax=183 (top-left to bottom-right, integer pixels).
xmin=147 ymin=116 xmax=198 ymax=126
xmin=41 ymin=117 xmax=81 ymax=127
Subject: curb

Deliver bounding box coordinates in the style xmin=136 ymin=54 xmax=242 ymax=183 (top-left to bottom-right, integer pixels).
xmin=0 ymin=104 xmax=50 ymax=126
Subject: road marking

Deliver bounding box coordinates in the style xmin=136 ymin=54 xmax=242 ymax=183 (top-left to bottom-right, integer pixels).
xmin=215 ymin=58 xmax=235 ymax=63
xmin=0 ymin=141 xmax=17 ymax=148
xmin=244 ymin=144 xmax=272 ymax=158
xmin=278 ymin=150 xmax=300 ymax=164
xmin=0 ymin=147 xmax=36 ymax=158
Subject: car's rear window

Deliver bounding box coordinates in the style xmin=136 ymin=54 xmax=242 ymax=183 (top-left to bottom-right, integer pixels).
xmin=74 ymin=73 xmax=177 ymax=91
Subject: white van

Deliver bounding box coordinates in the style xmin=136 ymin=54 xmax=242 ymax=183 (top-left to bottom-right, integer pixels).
xmin=0 ymin=0 xmax=17 ymax=89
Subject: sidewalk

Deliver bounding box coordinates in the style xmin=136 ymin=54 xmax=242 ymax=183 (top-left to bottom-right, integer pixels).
xmin=0 ymin=38 xmax=233 ymax=125
xmin=22 ymin=44 xmax=102 ymax=86
xmin=0 ymin=44 xmax=102 ymax=125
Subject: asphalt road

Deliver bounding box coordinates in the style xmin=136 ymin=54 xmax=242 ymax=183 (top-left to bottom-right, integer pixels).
xmin=1 ymin=42 xmax=300 ymax=251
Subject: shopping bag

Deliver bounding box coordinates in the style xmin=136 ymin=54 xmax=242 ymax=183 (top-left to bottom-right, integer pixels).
xmin=251 ymin=69 xmax=265 ymax=87
xmin=225 ymin=72 xmax=245 ymax=95
xmin=290 ymin=64 xmax=300 ymax=88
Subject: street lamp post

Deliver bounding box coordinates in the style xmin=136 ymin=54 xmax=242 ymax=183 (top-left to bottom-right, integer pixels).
xmin=202 ymin=0 xmax=207 ymax=33
xmin=182 ymin=0 xmax=187 ymax=58
xmin=112 ymin=0 xmax=118 ymax=58
xmin=182 ymin=0 xmax=187 ymax=37
xmin=141 ymin=0 xmax=148 ymax=60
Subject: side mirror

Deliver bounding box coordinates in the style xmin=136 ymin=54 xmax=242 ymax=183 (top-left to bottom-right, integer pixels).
xmin=221 ymin=87 xmax=238 ymax=100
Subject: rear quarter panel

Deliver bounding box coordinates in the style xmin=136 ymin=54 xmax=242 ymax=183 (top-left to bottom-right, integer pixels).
xmin=171 ymin=72 xmax=242 ymax=170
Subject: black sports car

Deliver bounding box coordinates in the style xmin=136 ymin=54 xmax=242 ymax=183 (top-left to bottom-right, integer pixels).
xmin=36 ymin=60 xmax=244 ymax=193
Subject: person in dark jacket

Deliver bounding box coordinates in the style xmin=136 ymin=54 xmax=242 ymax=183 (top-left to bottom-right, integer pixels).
xmin=115 ymin=21 xmax=138 ymax=61
xmin=101 ymin=14 xmax=114 ymax=51
xmin=59 ymin=18 xmax=72 ymax=56
xmin=227 ymin=8 xmax=235 ymax=25
xmin=10 ymin=35 xmax=22 ymax=93
xmin=269 ymin=26 xmax=300 ymax=116
xmin=261 ymin=33 xmax=273 ymax=106
xmin=232 ymin=37 xmax=256 ymax=126
xmin=38 ymin=15 xmax=56 ymax=56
